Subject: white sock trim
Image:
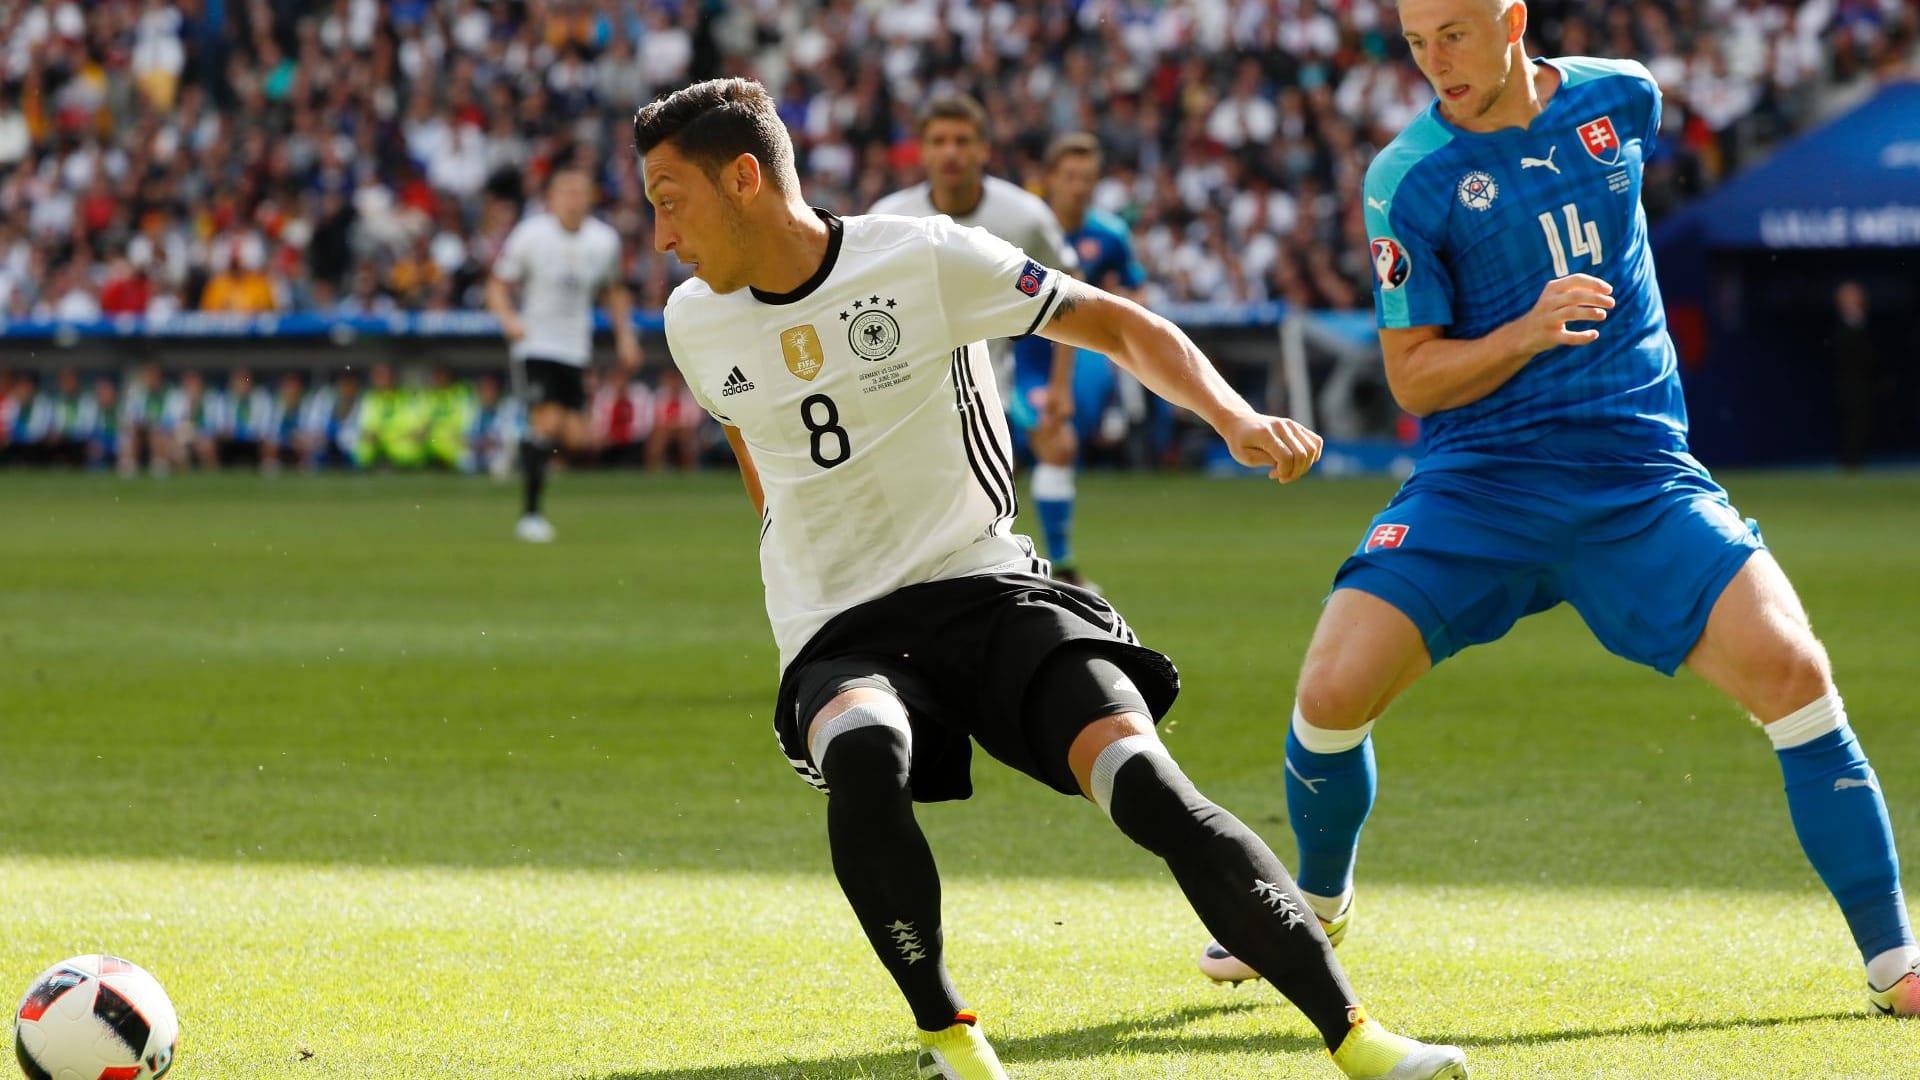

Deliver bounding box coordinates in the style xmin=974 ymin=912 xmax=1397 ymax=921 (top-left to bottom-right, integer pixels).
xmin=1299 ymin=887 xmax=1352 ymax=922
xmin=1031 ymin=463 xmax=1076 ymax=500
xmin=808 ymin=699 xmax=911 ymax=771
xmin=1762 ymin=690 xmax=1847 ymax=750
xmin=1291 ymin=702 xmax=1373 ymax=754
xmin=1089 ymin=732 xmax=1166 ymax=817
xmin=1867 ymin=944 xmax=1920 ymax=992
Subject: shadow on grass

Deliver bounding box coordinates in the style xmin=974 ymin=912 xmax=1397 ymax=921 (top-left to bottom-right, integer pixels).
xmin=1455 ymin=1009 xmax=1868 ymax=1049
xmin=587 ymin=1007 xmax=1870 ymax=1079
xmin=587 ymin=1002 xmax=1288 ymax=1079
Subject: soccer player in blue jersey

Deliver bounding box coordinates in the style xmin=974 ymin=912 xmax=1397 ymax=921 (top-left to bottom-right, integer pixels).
xmin=1200 ymin=0 xmax=1920 ymax=1017
xmin=1025 ymin=133 xmax=1152 ymax=588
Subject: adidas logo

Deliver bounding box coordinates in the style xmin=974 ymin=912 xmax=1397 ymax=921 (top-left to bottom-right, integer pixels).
xmin=721 ymin=366 xmax=756 ymax=397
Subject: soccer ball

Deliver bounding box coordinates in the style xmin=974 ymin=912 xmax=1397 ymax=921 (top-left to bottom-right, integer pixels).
xmin=14 ymin=955 xmax=177 ymax=1080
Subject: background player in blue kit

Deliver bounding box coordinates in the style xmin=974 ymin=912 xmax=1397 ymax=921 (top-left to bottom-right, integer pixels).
xmin=1020 ymin=134 xmax=1152 ymax=589
xmin=1199 ymin=0 xmax=1920 ymax=1018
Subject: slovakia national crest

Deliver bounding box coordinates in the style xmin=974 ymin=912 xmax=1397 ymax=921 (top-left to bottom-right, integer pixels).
xmin=1366 ymin=523 xmax=1410 ymax=551
xmin=1369 ymin=238 xmax=1410 ymax=291
xmin=1578 ymin=116 xmax=1621 ymax=165
xmin=1456 ymin=171 xmax=1498 ymax=211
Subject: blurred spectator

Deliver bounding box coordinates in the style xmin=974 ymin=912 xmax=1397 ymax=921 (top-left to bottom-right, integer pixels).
xmin=356 ymin=362 xmax=427 ymax=468
xmin=469 ymin=372 xmax=522 ymax=479
xmin=119 ymin=363 xmax=176 ymax=477
xmin=423 ymin=364 xmax=475 ymax=470
xmin=213 ymin=366 xmax=275 ymax=470
xmin=591 ymin=361 xmax=648 ymax=466
xmin=1831 ymin=281 xmax=1879 ymax=472
xmin=83 ymin=376 xmax=121 ymax=469
xmin=645 ymin=366 xmax=703 ymax=472
xmin=166 ymin=368 xmax=221 ymax=469
xmin=267 ymin=371 xmax=308 ymax=473
xmin=199 ymin=239 xmax=280 ymax=313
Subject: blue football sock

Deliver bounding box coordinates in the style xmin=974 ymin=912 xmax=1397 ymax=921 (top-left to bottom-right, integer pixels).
xmin=1031 ymin=463 xmax=1076 ymax=566
xmin=1286 ymin=711 xmax=1377 ymax=900
xmin=1771 ymin=695 xmax=1914 ymax=963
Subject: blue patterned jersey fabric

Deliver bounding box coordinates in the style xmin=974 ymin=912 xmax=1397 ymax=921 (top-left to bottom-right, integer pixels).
xmin=1364 ymin=56 xmax=1686 ymax=459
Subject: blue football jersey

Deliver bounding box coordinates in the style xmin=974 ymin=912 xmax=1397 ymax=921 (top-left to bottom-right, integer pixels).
xmin=1013 ymin=208 xmax=1146 ymax=376
xmin=1364 ymin=56 xmax=1687 ymax=457
xmin=1068 ymin=208 xmax=1146 ymax=293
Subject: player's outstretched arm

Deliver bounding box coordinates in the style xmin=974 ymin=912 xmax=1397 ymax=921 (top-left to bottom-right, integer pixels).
xmin=721 ymin=424 xmax=766 ymax=518
xmin=1040 ymin=279 xmax=1321 ymax=482
xmin=603 ymin=282 xmax=644 ymax=370
xmin=1384 ymin=273 xmax=1615 ymax=416
xmin=484 ymin=276 xmax=526 ymax=343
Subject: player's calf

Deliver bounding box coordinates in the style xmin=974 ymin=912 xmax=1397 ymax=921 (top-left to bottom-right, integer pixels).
xmin=810 ymin=692 xmax=968 ymax=1034
xmin=1757 ymin=689 xmax=1918 ymax=1009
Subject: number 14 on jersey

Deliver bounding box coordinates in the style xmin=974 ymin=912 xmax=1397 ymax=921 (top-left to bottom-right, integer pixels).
xmin=1538 ymin=202 xmax=1604 ymax=276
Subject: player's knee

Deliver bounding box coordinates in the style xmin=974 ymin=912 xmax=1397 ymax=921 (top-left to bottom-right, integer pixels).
xmin=810 ymin=697 xmax=913 ymax=801
xmin=1753 ymin=640 xmax=1835 ymax=721
xmin=1096 ymin=737 xmax=1232 ymax=857
xmin=1294 ymin=661 xmax=1379 ymax=731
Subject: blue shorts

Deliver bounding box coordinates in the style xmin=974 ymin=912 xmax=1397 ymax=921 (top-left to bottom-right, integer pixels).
xmin=1332 ymin=450 xmax=1765 ymax=675
xmin=1008 ymin=348 xmax=1119 ymax=456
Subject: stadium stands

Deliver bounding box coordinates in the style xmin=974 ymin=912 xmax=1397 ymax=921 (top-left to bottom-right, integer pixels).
xmin=0 ymin=0 xmax=1914 ymax=471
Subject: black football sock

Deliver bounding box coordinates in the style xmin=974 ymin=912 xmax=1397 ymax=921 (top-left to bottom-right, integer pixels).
xmin=1106 ymin=749 xmax=1359 ymax=1048
xmin=816 ymin=723 xmax=966 ymax=1032
xmin=519 ymin=437 xmax=548 ymax=516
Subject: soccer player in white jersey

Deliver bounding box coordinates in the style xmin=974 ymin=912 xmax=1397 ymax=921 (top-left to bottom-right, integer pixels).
xmin=636 ymin=77 xmax=1467 ymax=1080
xmin=486 ymin=165 xmax=642 ymax=543
xmin=869 ymin=97 xmax=1098 ymax=590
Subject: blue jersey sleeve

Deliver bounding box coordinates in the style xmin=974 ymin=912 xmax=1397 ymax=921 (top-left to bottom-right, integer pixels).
xmin=1364 ymin=157 xmax=1453 ymax=330
xmin=1636 ymin=63 xmax=1662 ymax=154
xmin=1111 ymin=224 xmax=1146 ymax=290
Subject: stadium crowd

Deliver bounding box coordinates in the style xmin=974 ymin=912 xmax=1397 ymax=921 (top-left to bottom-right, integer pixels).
xmin=0 ymin=362 xmax=710 ymax=474
xmin=2 ymin=0 xmax=1915 ymax=327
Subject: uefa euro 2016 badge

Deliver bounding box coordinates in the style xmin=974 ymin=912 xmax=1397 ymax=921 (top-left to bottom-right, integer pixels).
xmin=1370 ymin=238 xmax=1411 ymax=291
xmin=1457 ymin=171 xmax=1498 ymax=211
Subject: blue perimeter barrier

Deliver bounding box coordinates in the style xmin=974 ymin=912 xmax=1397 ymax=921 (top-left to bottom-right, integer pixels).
xmin=0 ymin=301 xmax=1292 ymax=342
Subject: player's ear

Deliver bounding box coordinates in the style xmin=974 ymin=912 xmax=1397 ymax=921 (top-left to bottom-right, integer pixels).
xmin=1506 ymin=1 xmax=1527 ymax=43
xmin=728 ymin=153 xmax=765 ymax=204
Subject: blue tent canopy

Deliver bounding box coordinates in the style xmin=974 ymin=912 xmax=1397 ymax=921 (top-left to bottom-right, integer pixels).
xmin=1654 ymin=81 xmax=1920 ymax=249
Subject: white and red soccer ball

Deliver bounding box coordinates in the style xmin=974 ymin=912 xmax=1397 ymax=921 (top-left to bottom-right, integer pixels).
xmin=13 ymin=956 xmax=177 ymax=1080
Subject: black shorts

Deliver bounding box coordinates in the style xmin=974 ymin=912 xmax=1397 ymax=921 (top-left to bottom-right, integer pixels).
xmin=775 ymin=573 xmax=1181 ymax=802
xmin=514 ymin=357 xmax=588 ymax=412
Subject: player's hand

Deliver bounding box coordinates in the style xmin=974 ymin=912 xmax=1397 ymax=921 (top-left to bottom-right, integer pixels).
xmin=1521 ymin=274 xmax=1614 ymax=353
xmin=502 ymin=315 xmax=527 ymax=343
xmin=1040 ymin=382 xmax=1074 ymax=426
xmin=617 ymin=334 xmax=643 ymax=370
xmin=1221 ymin=412 xmax=1323 ymax=484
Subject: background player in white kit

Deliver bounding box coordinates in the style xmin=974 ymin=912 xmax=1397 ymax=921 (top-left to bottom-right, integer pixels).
xmin=870 ymin=97 xmax=1097 ymax=589
xmin=635 ymin=78 xmax=1467 ymax=1080
xmin=486 ymin=164 xmax=642 ymax=542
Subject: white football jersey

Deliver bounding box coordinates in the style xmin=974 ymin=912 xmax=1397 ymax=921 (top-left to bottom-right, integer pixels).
xmin=492 ymin=213 xmax=622 ymax=366
xmin=870 ymin=176 xmax=1077 ymax=274
xmin=665 ymin=211 xmax=1071 ymax=672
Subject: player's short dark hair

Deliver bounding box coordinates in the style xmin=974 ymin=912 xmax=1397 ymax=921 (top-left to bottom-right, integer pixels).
xmin=916 ymin=95 xmax=988 ymax=138
xmin=545 ymin=159 xmax=592 ymax=189
xmin=1044 ymin=132 xmax=1102 ymax=172
xmin=631 ymin=78 xmax=796 ymax=193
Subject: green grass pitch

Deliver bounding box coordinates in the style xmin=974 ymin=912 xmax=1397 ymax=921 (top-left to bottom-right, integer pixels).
xmin=2 ymin=469 xmax=1916 ymax=1079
